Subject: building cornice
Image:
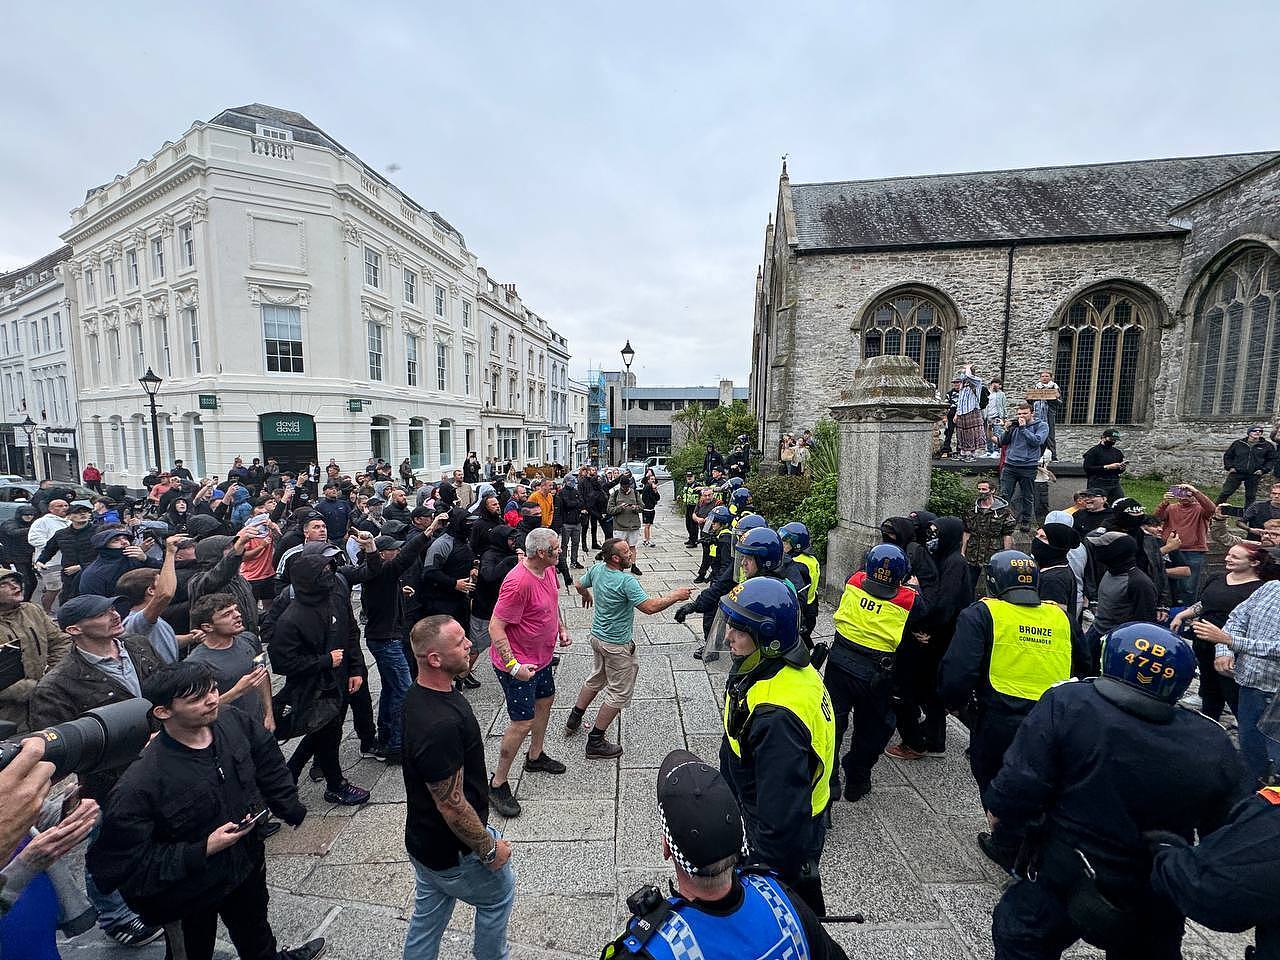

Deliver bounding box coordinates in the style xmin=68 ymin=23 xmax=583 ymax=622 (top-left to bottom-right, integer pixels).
xmin=336 ymin=185 xmax=465 ymax=274
xmin=61 ymin=160 xmax=207 ymax=247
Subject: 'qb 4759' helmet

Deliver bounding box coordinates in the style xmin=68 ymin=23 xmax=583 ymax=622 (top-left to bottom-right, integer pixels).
xmin=735 ymin=528 xmax=784 ymax=574
xmin=718 ymin=578 xmax=802 ymax=663
xmin=862 ymin=544 xmax=909 ymax=600
xmin=1099 ymin=623 xmax=1196 ymax=704
xmin=985 ymin=550 xmax=1040 ymax=605
xmin=778 ymin=521 xmax=811 ymax=554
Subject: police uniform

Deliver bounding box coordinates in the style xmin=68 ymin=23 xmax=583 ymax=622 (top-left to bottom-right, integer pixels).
xmin=1151 ymin=785 xmax=1280 ymax=960
xmin=825 ymin=567 xmax=926 ymax=800
xmin=939 ymin=595 xmax=1085 ymax=796
xmin=986 ymin=675 xmax=1246 ymax=959
xmin=684 ymin=526 xmax=736 ymax=639
xmin=787 ymin=552 xmax=821 ymax=645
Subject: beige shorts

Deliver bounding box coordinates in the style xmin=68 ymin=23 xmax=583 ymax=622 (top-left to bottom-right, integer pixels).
xmin=38 ymin=565 xmax=62 ymax=591
xmin=582 ymin=634 xmax=640 ymax=710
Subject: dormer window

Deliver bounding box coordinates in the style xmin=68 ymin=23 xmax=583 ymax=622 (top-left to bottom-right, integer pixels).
xmin=256 ymin=124 xmax=292 ymax=142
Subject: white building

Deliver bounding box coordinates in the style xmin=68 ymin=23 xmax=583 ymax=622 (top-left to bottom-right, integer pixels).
xmin=61 ymin=104 xmax=493 ymax=484
xmin=568 ymin=377 xmax=589 ymax=466
xmin=476 ymin=271 xmax=556 ymax=466
xmin=547 ymin=329 xmax=571 ymax=466
xmin=0 ymin=247 xmax=83 ymax=480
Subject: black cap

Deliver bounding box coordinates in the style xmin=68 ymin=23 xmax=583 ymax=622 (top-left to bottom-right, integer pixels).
xmin=1101 ymin=429 xmax=1121 ymax=439
xmin=410 ymin=505 xmax=434 ymax=520
xmin=656 ymin=750 xmax=745 ymax=875
xmin=374 ymin=535 xmax=402 ymax=550
xmin=57 ymin=594 xmax=115 ymax=628
xmin=1081 ymin=487 xmax=1107 ymax=498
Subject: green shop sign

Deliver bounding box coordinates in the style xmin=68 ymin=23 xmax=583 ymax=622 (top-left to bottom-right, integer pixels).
xmin=198 ymin=394 xmax=218 ymax=410
xmin=260 ymin=415 xmax=315 ymax=442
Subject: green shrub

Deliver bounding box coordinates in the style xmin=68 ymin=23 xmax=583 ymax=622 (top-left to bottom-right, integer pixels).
xmin=928 ymin=469 xmax=974 ymax=517
xmin=747 ymin=474 xmax=811 ymax=525
xmin=795 ymin=473 xmax=839 ymax=561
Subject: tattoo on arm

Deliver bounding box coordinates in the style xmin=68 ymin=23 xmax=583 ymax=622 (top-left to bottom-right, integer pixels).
xmin=426 ymin=769 xmax=495 ymax=856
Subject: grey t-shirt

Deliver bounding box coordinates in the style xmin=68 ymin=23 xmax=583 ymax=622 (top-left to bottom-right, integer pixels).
xmin=187 ymin=633 xmax=265 ymax=721
xmin=122 ymin=610 xmax=179 ymax=664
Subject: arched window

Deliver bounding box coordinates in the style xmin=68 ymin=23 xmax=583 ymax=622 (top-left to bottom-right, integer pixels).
xmin=860 ymin=290 xmax=950 ymax=387
xmin=370 ymin=416 xmax=391 ymax=463
xmin=1189 ymin=246 xmax=1280 ymax=418
xmin=438 ymin=420 xmax=454 ymax=467
xmin=408 ymin=418 xmax=425 ymax=470
xmin=1052 ymin=288 xmax=1148 ymax=425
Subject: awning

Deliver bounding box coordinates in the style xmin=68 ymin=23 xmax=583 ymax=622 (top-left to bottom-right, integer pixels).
xmin=621 ymin=425 xmax=672 ymax=439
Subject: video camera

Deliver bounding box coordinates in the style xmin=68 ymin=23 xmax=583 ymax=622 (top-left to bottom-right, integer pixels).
xmin=0 ymin=700 xmax=153 ymax=780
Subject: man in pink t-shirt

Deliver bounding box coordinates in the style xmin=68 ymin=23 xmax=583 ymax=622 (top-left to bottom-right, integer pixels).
xmin=487 ymin=526 xmax=572 ymax=818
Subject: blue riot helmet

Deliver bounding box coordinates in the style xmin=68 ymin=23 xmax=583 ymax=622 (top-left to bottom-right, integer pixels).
xmin=985 ymin=550 xmax=1040 ymax=605
xmin=735 ymin=514 xmax=767 ymax=535
xmin=778 ymin=521 xmax=811 ymax=554
xmin=717 ymin=578 xmax=802 ymax=664
xmin=731 ymin=487 xmax=752 ymax=507
xmin=708 ymin=505 xmax=732 ymax=527
xmin=1099 ymin=623 xmax=1196 ymax=704
xmin=862 ymin=544 xmax=909 ymax=600
xmin=735 ymin=528 xmax=784 ymax=575
xmin=727 ymin=477 xmax=746 ymax=491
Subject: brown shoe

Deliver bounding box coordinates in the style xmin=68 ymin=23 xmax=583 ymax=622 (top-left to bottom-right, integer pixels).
xmin=885 ymin=743 xmax=925 ymax=761
xmin=585 ymin=734 xmax=623 ymax=760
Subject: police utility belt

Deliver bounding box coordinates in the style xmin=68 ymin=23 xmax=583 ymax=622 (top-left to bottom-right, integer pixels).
xmin=833 ymin=633 xmax=895 ymax=671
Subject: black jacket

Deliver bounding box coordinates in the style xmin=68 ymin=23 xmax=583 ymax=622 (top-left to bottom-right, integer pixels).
xmin=1083 ymin=442 xmax=1126 ymax=483
xmin=361 ymin=535 xmax=429 ymax=641
xmin=690 ymin=529 xmax=736 ymax=615
xmin=0 ymin=517 xmax=34 ymax=564
xmin=87 ymin=707 xmax=305 ymax=925
xmin=263 ymin=552 xmax=376 ymax=681
xmin=918 ymin=517 xmax=971 ymax=644
xmin=474 ymin=526 xmax=518 ymax=621
xmin=1223 ymin=437 xmax=1276 ymax=475
xmin=557 ymin=484 xmax=583 ymax=521
xmin=382 ymin=501 xmax=413 ymax=525
xmin=987 ymin=679 xmax=1246 ymax=895
xmin=36 ymin=523 xmax=96 ymax=570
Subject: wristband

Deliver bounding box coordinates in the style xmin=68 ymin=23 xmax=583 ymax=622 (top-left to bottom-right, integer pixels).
xmin=504 ymin=658 xmax=518 ymax=670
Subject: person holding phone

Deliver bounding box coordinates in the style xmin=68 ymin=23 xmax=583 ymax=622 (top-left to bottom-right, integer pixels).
xmin=87 ymin=661 xmax=320 ymax=960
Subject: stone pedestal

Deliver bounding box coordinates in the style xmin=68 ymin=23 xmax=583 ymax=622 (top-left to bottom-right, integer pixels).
xmin=823 ymin=355 xmax=948 ymax=600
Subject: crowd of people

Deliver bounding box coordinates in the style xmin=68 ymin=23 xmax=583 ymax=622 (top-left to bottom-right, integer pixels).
xmin=0 ymin=437 xmax=1277 ymax=960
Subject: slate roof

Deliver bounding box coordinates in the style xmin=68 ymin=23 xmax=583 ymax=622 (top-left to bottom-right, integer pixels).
xmin=211 ymin=104 xmax=466 ymax=245
xmin=789 ymin=152 xmax=1278 ymax=252
xmin=0 ymin=245 xmax=73 ymax=292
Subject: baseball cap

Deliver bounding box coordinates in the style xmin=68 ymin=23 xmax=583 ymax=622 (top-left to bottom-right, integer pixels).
xmin=410 ymin=505 xmax=434 ymax=520
xmin=67 ymin=502 xmax=92 ymax=515
xmin=57 ymin=594 xmax=115 ymax=628
xmin=1081 ymin=487 xmax=1107 ymax=498
xmin=1111 ymin=497 xmax=1146 ymax=518
xmin=184 ymin=515 xmax=223 ymax=539
xmin=374 ymin=535 xmax=402 ymax=551
xmin=656 ymin=749 xmax=746 ymax=875
xmin=0 ymin=565 xmax=24 ymax=585
xmin=1101 ymin=429 xmax=1121 ymax=439
xmin=300 ymin=541 xmax=342 ymax=559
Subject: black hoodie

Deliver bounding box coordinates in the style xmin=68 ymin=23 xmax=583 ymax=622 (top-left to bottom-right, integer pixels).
xmin=882 ymin=516 xmax=938 ymax=595
xmin=474 ymin=525 xmax=519 ymax=620
xmin=0 ymin=510 xmax=35 ymax=563
xmin=921 ymin=517 xmax=972 ymax=644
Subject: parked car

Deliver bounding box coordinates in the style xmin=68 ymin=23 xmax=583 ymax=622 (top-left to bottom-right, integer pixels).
xmin=0 ymin=475 xmax=26 ymax=485
xmin=643 ymin=456 xmax=672 ymax=481
xmin=622 ymin=461 xmax=647 ymax=484
xmin=0 ymin=482 xmax=97 ymax=522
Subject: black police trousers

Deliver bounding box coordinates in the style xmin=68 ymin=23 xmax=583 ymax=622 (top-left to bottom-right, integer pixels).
xmin=824 ymin=649 xmax=895 ymax=798
xmin=969 ymin=708 xmax=1027 ymax=800
xmin=993 ymin=877 xmax=1183 ymax=960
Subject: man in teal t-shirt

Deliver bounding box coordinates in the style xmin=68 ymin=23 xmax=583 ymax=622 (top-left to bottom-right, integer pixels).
xmin=564 ymin=538 xmax=691 ymax=759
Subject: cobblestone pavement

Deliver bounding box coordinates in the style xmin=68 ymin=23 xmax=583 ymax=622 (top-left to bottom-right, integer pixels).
xmin=61 ymin=506 xmax=1252 ymax=960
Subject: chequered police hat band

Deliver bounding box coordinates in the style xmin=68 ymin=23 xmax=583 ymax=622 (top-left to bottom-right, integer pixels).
xmin=658 ymin=805 xmax=749 ymax=876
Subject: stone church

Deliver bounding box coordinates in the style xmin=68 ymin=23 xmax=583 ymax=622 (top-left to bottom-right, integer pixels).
xmin=750 ymin=151 xmax=1280 ymax=476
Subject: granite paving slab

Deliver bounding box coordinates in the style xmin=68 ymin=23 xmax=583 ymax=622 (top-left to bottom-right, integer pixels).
xmin=620 ymin=699 xmax=683 ymax=767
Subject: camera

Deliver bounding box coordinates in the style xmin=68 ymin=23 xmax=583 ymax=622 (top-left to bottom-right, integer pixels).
xmin=626 ymin=884 xmax=665 ymax=919
xmin=0 ymin=699 xmax=153 ymax=780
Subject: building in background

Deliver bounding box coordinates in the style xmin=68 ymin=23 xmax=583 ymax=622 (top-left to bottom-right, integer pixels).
xmin=57 ymin=103 xmax=571 ymax=484
xmin=0 ymin=246 xmax=82 ymax=480
xmin=622 ymin=380 xmax=748 ymax=459
xmin=568 ymin=377 xmax=589 ymax=466
xmin=547 ymin=329 xmax=571 ymax=465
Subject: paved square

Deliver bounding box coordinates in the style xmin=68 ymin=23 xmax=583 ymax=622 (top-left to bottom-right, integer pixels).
xmin=60 ymin=507 xmax=1252 ymax=960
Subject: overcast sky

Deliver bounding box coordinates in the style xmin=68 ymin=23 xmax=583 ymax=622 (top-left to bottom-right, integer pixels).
xmin=2 ymin=1 xmax=1277 ymax=386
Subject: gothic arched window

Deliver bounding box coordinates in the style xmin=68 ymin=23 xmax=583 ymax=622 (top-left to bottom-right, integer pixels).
xmin=860 ymin=290 xmax=951 ymax=387
xmin=1189 ymin=246 xmax=1280 ymax=418
xmin=1052 ymin=289 xmax=1147 ymax=425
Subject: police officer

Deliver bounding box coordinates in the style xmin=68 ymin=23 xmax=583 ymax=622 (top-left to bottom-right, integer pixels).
xmin=718 ymin=578 xmax=835 ymax=916
xmin=728 ymin=486 xmax=753 ymax=526
xmin=676 ymin=505 xmax=735 ymax=644
xmin=985 ymin=624 xmax=1246 ymax=959
xmin=734 ymin=528 xmax=805 ymax=599
xmin=601 ymin=749 xmax=848 ymax=960
xmin=679 ymin=472 xmax=701 ymax=548
xmin=1150 ymin=782 xmax=1280 ymax=960
xmin=938 ymin=549 xmax=1088 ymax=864
xmin=825 ymin=544 xmax=927 ymax=803
xmin=779 ymin=522 xmax=820 ymax=649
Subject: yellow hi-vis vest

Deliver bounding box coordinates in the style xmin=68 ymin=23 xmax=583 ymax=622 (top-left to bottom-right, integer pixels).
xmin=723 ymin=664 xmax=835 ymax=817
xmin=981 ymin=597 xmax=1073 ymax=702
xmin=793 ymin=553 xmax=820 ymax=606
xmin=832 ymin=575 xmax=912 ymax=653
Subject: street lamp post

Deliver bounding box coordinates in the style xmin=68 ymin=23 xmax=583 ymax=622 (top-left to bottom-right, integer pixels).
xmin=138 ymin=367 xmax=164 ymax=474
xmin=19 ymin=416 xmax=36 ymax=481
xmin=620 ymin=340 xmax=635 ymax=464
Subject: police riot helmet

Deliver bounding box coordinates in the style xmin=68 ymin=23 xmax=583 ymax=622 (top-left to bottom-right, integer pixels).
xmin=735 ymin=513 xmax=767 ymax=535
xmin=727 ymin=477 xmax=745 ymax=491
xmin=778 ymin=521 xmax=810 ymax=554
xmin=985 ymin=550 xmax=1040 ymax=605
xmin=717 ymin=578 xmax=802 ymax=664
xmin=735 ymin=528 xmax=784 ymax=574
xmin=862 ymin=544 xmax=909 ymax=600
xmin=731 ymin=487 xmax=752 ymax=506
xmin=1099 ymin=623 xmax=1196 ymax=704
xmin=708 ymin=505 xmax=732 ymax=527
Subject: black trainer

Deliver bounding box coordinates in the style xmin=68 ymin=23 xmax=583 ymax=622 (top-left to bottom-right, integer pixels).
xmin=564 ymin=706 xmax=586 ymax=737
xmin=843 ymin=778 xmax=871 ymax=803
xmin=280 ymin=937 xmax=328 ymax=960
xmin=462 ymin=673 xmax=482 ymax=690
xmin=489 ymin=779 xmax=521 ymax=817
xmin=523 ymin=752 xmax=567 ymax=774
xmin=104 ymin=918 xmax=164 ymax=947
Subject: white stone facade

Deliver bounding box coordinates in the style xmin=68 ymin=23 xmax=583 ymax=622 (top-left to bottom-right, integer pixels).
xmin=568 ymin=378 xmax=589 ymax=466
xmin=0 ymin=248 xmax=83 ymax=480
xmin=547 ymin=329 xmax=571 ymax=465
xmin=58 ymin=104 xmax=570 ymax=484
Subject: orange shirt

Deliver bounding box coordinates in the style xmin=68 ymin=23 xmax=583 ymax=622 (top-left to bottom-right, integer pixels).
xmin=529 ymin=490 xmax=554 ymax=528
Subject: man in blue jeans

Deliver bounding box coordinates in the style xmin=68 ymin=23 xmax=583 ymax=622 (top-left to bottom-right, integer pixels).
xmin=403 ymin=615 xmax=515 ymax=960
xmin=998 ymin=402 xmax=1049 ymax=531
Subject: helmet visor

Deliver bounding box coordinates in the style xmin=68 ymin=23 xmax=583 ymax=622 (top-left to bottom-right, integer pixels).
xmin=699 ymin=608 xmax=735 ymax=674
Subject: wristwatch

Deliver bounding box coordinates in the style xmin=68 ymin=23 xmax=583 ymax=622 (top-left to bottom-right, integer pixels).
xmin=479 ymin=839 xmax=499 ymax=865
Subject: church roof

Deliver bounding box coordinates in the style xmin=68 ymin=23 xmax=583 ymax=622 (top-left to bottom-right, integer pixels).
xmin=789 ymin=151 xmax=1278 ymax=252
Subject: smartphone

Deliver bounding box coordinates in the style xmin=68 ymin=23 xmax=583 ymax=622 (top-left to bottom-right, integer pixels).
xmin=232 ymin=809 xmax=269 ymax=833
xmin=1219 ymin=504 xmax=1244 ymax=518
xmin=252 ymin=652 xmax=269 ymax=669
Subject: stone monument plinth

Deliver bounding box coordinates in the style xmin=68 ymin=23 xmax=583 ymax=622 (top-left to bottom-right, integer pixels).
xmin=823 ymin=355 xmax=948 ymax=600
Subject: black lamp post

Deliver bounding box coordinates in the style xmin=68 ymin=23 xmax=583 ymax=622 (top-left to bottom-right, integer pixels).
xmin=19 ymin=416 xmax=36 ymax=481
xmin=620 ymin=340 xmax=635 ymax=462
xmin=138 ymin=367 xmax=163 ymax=473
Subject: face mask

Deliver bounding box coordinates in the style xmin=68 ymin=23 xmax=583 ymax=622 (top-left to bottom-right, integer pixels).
xmin=1029 ymin=539 xmax=1067 ymax=568
xmin=926 ymin=537 xmax=940 ymax=553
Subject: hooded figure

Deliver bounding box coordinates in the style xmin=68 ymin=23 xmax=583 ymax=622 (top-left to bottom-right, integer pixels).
xmin=1033 ymin=519 xmax=1082 ymax=625
xmin=468 ymin=492 xmax=505 ymax=556
xmin=228 ymin=485 xmax=253 ymax=529
xmin=1105 ymin=496 xmax=1172 ymax=608
xmin=77 ymin=527 xmax=153 ymax=602
xmin=474 ymin=524 xmax=520 ymax=625
xmin=882 ymin=516 xmax=937 ymax=594
xmin=1085 ymin=529 xmax=1157 ymax=649
xmin=164 ymin=496 xmax=191 ymax=532
xmin=186 ymin=534 xmax=258 ymax=635
xmin=420 ymin=507 xmax=475 ymax=625
xmin=0 ymin=505 xmax=37 ymax=600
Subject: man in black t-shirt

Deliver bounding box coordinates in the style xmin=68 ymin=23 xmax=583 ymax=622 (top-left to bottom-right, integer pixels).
xmin=1241 ymin=481 xmax=1280 ymax=540
xmin=402 ymin=615 xmax=515 ymax=960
